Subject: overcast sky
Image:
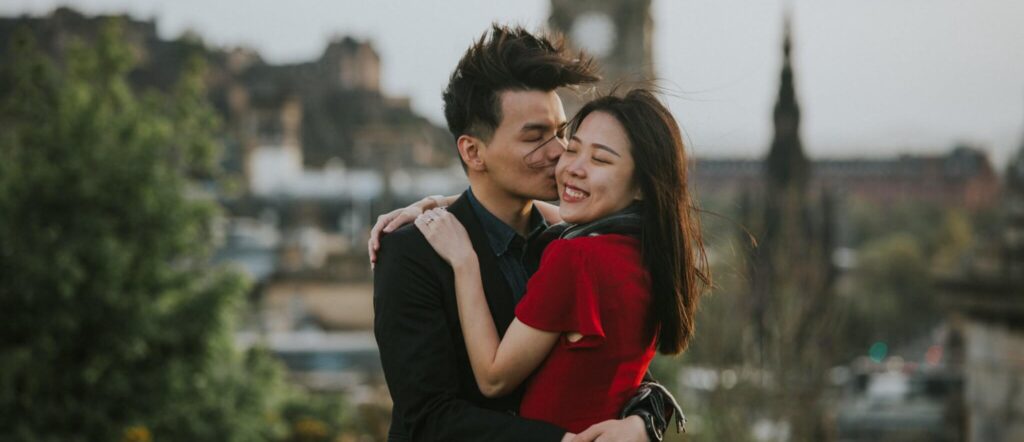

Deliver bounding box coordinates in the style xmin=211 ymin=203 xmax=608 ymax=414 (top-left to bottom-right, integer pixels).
xmin=4 ymin=0 xmax=1024 ymax=168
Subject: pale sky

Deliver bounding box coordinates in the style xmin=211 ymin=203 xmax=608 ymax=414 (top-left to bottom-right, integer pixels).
xmin=4 ymin=0 xmax=1024 ymax=168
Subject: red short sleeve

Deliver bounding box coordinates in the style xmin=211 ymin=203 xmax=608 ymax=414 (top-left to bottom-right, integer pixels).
xmin=515 ymin=239 xmax=604 ymax=348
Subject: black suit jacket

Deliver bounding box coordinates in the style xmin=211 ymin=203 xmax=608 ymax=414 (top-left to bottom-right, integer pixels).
xmin=373 ymin=192 xmax=566 ymax=442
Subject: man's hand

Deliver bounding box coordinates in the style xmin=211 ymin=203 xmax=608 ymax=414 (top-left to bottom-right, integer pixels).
xmin=573 ymin=416 xmax=648 ymax=442
xmin=561 ymin=432 xmax=578 ymax=442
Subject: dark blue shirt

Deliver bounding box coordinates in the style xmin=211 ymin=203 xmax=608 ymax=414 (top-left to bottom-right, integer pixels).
xmin=466 ymin=188 xmax=549 ymax=302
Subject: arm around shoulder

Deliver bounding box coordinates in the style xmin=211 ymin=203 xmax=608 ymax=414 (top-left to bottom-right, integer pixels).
xmin=373 ymin=226 xmax=566 ymax=442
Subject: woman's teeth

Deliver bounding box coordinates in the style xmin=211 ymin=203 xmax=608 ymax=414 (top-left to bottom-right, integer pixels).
xmin=565 ymin=187 xmax=588 ymax=200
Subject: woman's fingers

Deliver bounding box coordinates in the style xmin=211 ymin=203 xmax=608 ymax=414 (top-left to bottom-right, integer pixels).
xmin=369 ymin=210 xmax=402 ymax=264
xmin=372 ymin=207 xmax=450 ymax=269
xmin=413 ymin=215 xmax=429 ymax=237
xmin=382 ymin=212 xmax=409 ymax=233
xmin=429 ymin=208 xmax=450 ymax=224
xmin=369 ymin=213 xmax=389 ymax=253
xmin=413 ymin=210 xmax=474 ymax=266
xmin=415 ymin=213 xmax=440 ymax=237
xmin=370 ymin=205 xmax=436 ymax=263
xmin=385 ymin=207 xmax=422 ymax=232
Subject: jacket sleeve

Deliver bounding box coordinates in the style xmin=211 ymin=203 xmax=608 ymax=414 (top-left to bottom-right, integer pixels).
xmin=373 ymin=226 xmax=566 ymax=442
xmin=620 ymin=372 xmax=684 ymax=440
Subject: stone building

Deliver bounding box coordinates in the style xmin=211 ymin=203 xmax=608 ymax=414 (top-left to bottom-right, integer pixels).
xmin=738 ymin=19 xmax=840 ymax=441
xmin=940 ymin=138 xmax=1024 ymax=442
xmin=0 ymin=7 xmax=454 ymax=183
xmin=548 ymin=0 xmax=654 ymax=114
xmin=693 ymin=145 xmax=1001 ymax=211
xmin=549 ymin=0 xmax=654 ymax=85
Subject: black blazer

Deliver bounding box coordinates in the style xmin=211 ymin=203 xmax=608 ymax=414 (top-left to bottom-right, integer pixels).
xmin=373 ymin=192 xmax=565 ymax=442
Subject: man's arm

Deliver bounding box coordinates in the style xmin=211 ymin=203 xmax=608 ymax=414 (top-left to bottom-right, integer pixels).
xmin=575 ymin=374 xmax=683 ymax=442
xmin=373 ymin=226 xmax=567 ymax=441
xmin=624 ymin=376 xmax=686 ymax=441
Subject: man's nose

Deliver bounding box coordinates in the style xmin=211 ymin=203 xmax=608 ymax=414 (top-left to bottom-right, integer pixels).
xmin=545 ymin=137 xmax=567 ymax=160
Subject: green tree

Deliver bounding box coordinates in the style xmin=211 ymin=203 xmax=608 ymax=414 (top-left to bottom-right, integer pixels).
xmin=837 ymin=199 xmax=977 ymax=361
xmin=0 ymin=21 xmax=285 ymax=441
xmin=842 ymin=233 xmax=933 ymax=355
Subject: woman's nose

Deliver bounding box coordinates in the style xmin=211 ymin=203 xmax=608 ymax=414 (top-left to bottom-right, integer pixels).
xmin=568 ymin=156 xmax=587 ymax=177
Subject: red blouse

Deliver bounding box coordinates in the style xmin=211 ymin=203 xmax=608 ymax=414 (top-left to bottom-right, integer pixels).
xmin=514 ymin=234 xmax=657 ymax=433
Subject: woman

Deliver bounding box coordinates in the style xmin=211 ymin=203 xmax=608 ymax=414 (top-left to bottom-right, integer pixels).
xmin=413 ymin=89 xmax=710 ymax=433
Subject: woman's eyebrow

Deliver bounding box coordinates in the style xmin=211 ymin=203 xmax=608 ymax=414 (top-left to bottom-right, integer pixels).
xmin=594 ymin=143 xmax=621 ymax=157
xmin=568 ymin=136 xmax=621 ymax=157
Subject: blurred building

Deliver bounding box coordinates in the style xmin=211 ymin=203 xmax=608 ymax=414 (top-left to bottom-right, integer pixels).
xmin=549 ymin=0 xmax=654 ymax=85
xmin=940 ymin=140 xmax=1024 ymax=442
xmin=236 ymin=330 xmax=383 ymax=400
xmin=223 ymin=36 xmax=453 ymax=173
xmin=0 ymin=7 xmax=459 ymax=192
xmin=735 ymin=20 xmax=840 ymax=440
xmin=549 ymin=0 xmax=654 ymax=114
xmin=693 ymin=146 xmax=1001 ymax=211
xmin=549 ymin=2 xmax=1003 ymax=213
xmin=836 ymin=364 xmax=963 ymax=442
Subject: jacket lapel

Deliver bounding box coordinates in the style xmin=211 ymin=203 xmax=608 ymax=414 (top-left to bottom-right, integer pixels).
xmin=447 ymin=192 xmax=517 ymax=336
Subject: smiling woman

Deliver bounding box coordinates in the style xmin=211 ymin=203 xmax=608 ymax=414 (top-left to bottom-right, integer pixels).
xmin=413 ymin=88 xmax=707 ymax=434
xmin=557 ymin=111 xmax=640 ymax=225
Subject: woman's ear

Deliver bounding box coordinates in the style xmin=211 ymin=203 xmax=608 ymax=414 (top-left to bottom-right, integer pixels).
xmin=633 ymin=185 xmax=644 ymax=201
xmin=457 ymin=134 xmax=486 ymax=172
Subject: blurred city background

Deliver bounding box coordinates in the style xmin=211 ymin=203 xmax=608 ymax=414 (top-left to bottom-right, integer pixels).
xmin=1 ymin=1 xmax=1022 ymax=441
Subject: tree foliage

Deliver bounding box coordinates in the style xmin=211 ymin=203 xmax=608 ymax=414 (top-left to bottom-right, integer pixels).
xmin=0 ymin=20 xmax=286 ymax=441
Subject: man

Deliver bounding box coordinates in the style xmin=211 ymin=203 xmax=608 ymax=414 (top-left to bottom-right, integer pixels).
xmin=372 ymin=25 xmax=677 ymax=442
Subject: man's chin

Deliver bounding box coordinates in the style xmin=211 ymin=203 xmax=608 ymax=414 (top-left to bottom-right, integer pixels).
xmin=510 ymin=183 xmax=557 ymax=203
xmin=534 ymin=190 xmax=559 ymax=202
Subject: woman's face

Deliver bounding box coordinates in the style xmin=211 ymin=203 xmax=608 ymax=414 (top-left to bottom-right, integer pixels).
xmin=556 ymin=111 xmax=640 ymax=225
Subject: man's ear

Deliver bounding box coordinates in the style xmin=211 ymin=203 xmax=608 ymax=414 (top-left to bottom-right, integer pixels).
xmin=457 ymin=134 xmax=486 ymax=172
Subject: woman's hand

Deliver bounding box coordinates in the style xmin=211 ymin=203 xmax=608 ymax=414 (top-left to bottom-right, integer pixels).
xmin=414 ymin=208 xmax=476 ymax=268
xmin=368 ymin=194 xmax=453 ymax=268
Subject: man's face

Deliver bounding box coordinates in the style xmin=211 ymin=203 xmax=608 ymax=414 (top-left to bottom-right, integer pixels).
xmin=477 ymin=90 xmax=566 ymax=201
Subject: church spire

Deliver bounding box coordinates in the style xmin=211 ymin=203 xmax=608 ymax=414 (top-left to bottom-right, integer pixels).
xmin=765 ymin=15 xmax=809 ymax=191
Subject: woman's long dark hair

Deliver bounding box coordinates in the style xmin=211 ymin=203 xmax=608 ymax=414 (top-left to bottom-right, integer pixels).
xmin=568 ymin=89 xmax=710 ymax=354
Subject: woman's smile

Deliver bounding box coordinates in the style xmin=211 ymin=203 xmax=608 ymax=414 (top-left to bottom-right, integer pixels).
xmin=555 ymin=111 xmax=639 ymax=224
xmin=562 ymin=184 xmax=589 ymax=202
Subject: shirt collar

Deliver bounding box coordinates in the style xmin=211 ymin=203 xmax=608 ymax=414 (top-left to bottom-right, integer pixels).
xmin=466 ymin=187 xmax=548 ymax=256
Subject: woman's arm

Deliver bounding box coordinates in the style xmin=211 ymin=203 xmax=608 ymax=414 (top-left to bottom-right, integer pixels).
xmin=371 ymin=196 xmax=557 ymax=265
xmin=415 ymin=208 xmax=560 ymax=398
xmin=451 ymin=258 xmax=559 ymax=397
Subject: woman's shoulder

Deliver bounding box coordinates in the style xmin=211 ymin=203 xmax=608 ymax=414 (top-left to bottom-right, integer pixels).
xmin=543 ymin=234 xmax=641 ymax=264
xmin=548 ymin=234 xmax=639 ymax=251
